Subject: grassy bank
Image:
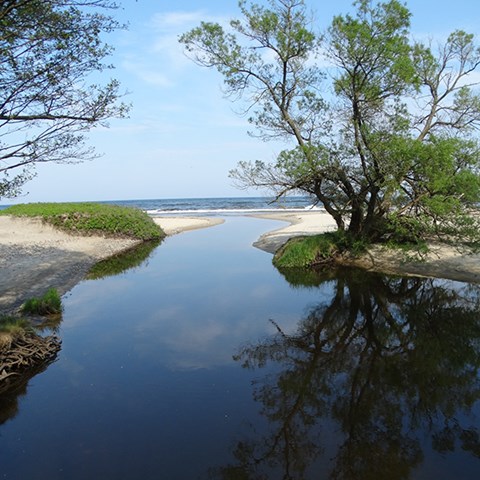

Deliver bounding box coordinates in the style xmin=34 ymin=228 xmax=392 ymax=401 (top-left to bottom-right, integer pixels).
xmin=0 ymin=202 xmax=164 ymax=241
xmin=273 ymin=232 xmax=367 ymax=268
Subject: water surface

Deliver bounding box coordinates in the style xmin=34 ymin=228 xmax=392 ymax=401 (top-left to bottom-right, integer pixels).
xmin=1 ymin=217 xmax=479 ymax=479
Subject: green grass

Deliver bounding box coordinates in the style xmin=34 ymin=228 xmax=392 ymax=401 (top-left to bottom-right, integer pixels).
xmin=0 ymin=315 xmax=30 ymax=336
xmin=0 ymin=202 xmax=164 ymax=241
xmin=273 ymin=231 xmax=368 ymax=269
xmin=273 ymin=235 xmax=338 ymax=268
xmin=21 ymin=288 xmax=63 ymax=316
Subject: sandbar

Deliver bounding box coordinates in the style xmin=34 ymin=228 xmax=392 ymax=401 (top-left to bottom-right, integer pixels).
xmin=251 ymin=211 xmax=337 ymax=253
xmin=152 ymin=216 xmax=224 ymax=235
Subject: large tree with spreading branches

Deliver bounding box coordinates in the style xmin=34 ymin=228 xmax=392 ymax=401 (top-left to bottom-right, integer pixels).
xmin=0 ymin=0 xmax=129 ymax=199
xmin=180 ymin=0 xmax=480 ymax=244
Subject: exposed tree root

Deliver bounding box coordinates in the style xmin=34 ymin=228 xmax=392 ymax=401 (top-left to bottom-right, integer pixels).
xmin=0 ymin=332 xmax=61 ymax=395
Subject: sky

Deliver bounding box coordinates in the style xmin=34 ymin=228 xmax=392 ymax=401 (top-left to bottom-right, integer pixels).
xmin=2 ymin=0 xmax=480 ymax=205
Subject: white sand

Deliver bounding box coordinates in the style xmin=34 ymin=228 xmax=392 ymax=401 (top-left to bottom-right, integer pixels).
xmin=153 ymin=216 xmax=224 ymax=235
xmin=251 ymin=211 xmax=337 ymax=253
xmin=0 ymin=216 xmax=139 ymax=258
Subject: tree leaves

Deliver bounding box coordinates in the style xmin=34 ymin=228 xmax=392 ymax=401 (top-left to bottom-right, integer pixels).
xmin=181 ymin=0 xmax=480 ymax=244
xmin=0 ymin=0 xmax=129 ymax=198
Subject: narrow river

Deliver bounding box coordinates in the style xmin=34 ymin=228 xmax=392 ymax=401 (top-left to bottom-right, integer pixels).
xmin=1 ymin=217 xmax=479 ymax=479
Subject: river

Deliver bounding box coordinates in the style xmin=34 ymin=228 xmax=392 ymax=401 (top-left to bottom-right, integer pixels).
xmin=1 ymin=217 xmax=479 ymax=479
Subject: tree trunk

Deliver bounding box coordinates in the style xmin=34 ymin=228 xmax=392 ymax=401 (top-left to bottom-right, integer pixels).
xmin=347 ymin=202 xmax=364 ymax=237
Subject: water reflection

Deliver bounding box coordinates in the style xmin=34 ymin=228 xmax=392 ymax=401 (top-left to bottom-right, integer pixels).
xmin=0 ymin=358 xmax=59 ymax=425
xmin=0 ymin=240 xmax=160 ymax=425
xmin=86 ymin=240 xmax=161 ymax=280
xmin=215 ymin=269 xmax=480 ymax=479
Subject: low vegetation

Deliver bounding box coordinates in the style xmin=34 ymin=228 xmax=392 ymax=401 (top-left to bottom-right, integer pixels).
xmin=21 ymin=288 xmax=62 ymax=316
xmin=0 ymin=202 xmax=164 ymax=241
xmin=0 ymin=316 xmax=31 ymax=340
xmin=273 ymin=232 xmax=368 ymax=269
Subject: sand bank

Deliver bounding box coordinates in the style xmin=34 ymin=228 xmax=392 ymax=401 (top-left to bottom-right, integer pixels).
xmin=344 ymin=243 xmax=480 ymax=284
xmin=152 ymin=216 xmax=224 ymax=235
xmin=251 ymin=211 xmax=480 ymax=284
xmin=0 ymin=215 xmax=223 ymax=313
xmin=251 ymin=211 xmax=337 ymax=253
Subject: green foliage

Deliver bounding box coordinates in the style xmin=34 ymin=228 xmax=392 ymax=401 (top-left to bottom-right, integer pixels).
xmin=0 ymin=316 xmax=30 ymax=336
xmin=180 ymin=0 xmax=326 ymax=145
xmin=274 ymin=235 xmax=336 ymax=268
xmin=0 ymin=0 xmax=129 ymax=199
xmin=384 ymin=214 xmax=428 ymax=246
xmin=182 ymin=0 xmax=480 ymax=247
xmin=330 ymin=0 xmax=415 ymax=101
xmin=273 ymin=231 xmax=368 ymax=268
xmin=21 ymin=288 xmax=62 ymax=316
xmin=0 ymin=202 xmax=164 ymax=241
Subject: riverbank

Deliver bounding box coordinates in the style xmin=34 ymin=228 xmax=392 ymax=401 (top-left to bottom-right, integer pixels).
xmin=1 ymin=211 xmax=480 ymax=315
xmin=0 ymin=215 xmax=223 ymax=313
xmin=252 ymin=211 xmax=480 ymax=284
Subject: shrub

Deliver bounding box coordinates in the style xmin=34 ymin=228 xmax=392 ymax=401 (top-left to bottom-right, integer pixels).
xmin=22 ymin=288 xmax=62 ymax=316
xmin=273 ymin=231 xmax=368 ymax=269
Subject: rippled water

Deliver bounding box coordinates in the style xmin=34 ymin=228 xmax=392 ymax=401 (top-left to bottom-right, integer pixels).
xmin=1 ymin=217 xmax=480 ymax=479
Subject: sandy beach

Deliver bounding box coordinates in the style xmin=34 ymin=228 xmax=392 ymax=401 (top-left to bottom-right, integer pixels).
xmin=251 ymin=211 xmax=337 ymax=253
xmin=1 ymin=211 xmax=480 ymax=313
xmin=152 ymin=216 xmax=224 ymax=235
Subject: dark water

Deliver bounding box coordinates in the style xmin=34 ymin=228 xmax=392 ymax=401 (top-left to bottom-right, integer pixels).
xmin=1 ymin=217 xmax=480 ymax=479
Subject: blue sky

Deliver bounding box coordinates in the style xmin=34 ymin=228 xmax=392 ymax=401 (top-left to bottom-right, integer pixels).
xmin=3 ymin=0 xmax=480 ymax=204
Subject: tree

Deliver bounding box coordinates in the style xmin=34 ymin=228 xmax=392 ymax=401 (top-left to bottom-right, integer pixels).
xmin=180 ymin=0 xmax=480 ymax=244
xmin=0 ymin=0 xmax=129 ymax=199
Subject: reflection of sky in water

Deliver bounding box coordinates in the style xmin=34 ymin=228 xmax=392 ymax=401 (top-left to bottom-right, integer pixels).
xmin=61 ymin=217 xmax=328 ymax=370
xmin=3 ymin=217 xmax=478 ymax=479
xmin=0 ymin=217 xmax=328 ymax=479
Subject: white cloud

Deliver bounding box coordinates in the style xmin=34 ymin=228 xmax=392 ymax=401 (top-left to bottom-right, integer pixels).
xmin=151 ymin=11 xmax=207 ymax=30
xmin=122 ymin=58 xmax=173 ymax=87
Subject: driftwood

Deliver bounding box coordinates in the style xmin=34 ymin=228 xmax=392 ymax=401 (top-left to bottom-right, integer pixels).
xmin=0 ymin=332 xmax=61 ymax=395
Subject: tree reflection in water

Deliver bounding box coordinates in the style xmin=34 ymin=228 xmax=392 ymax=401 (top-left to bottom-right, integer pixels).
xmin=212 ymin=269 xmax=480 ymax=480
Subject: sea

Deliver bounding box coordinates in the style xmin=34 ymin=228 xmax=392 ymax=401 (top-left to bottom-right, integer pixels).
xmin=0 ymin=196 xmax=322 ymax=215
xmin=102 ymin=196 xmax=321 ymax=216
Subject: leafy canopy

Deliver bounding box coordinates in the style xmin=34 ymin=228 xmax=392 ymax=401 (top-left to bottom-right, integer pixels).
xmin=0 ymin=0 xmax=129 ymax=198
xmin=181 ymin=0 xmax=480 ymax=244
